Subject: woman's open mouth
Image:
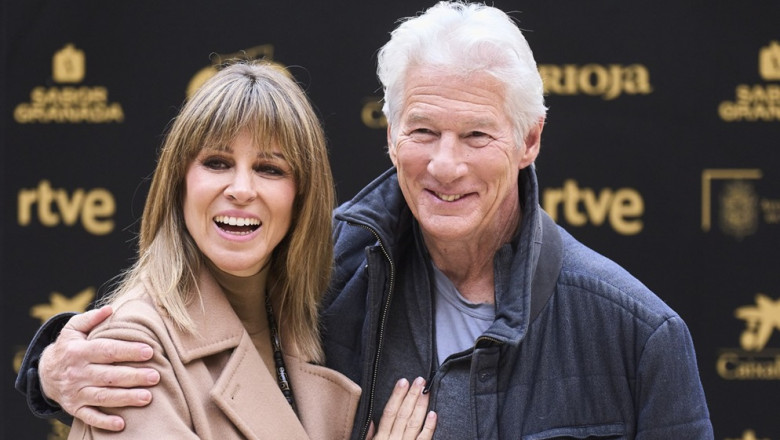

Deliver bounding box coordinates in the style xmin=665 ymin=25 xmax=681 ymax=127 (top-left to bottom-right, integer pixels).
xmin=214 ymin=216 xmax=261 ymax=235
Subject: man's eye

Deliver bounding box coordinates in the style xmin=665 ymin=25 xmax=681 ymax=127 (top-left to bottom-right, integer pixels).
xmin=409 ymin=128 xmax=437 ymax=140
xmin=466 ymin=132 xmax=492 ymax=147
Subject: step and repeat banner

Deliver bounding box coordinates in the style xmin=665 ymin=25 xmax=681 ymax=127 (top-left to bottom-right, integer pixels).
xmin=3 ymin=1 xmax=779 ymax=438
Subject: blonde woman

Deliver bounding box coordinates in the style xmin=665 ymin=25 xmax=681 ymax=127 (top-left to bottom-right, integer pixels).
xmin=59 ymin=62 xmax=434 ymax=439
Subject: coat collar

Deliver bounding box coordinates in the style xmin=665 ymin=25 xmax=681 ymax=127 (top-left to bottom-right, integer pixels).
xmin=155 ymin=268 xmax=360 ymax=439
xmin=163 ymin=268 xmax=245 ymax=363
xmin=336 ymin=165 xmax=562 ymax=344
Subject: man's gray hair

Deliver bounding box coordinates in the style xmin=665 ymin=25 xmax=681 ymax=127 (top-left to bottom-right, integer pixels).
xmin=377 ymin=1 xmax=547 ymax=147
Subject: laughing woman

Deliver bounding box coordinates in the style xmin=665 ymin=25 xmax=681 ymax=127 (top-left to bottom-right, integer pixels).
xmin=64 ymin=62 xmax=435 ymax=439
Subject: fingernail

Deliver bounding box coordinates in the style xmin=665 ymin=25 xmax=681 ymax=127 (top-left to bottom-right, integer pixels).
xmin=137 ymin=390 xmax=152 ymax=404
xmin=140 ymin=346 xmax=153 ymax=359
xmin=147 ymin=371 xmax=160 ymax=383
xmin=111 ymin=418 xmax=125 ymax=431
xmin=397 ymin=378 xmax=409 ymax=388
xmin=414 ymin=376 xmax=425 ymax=386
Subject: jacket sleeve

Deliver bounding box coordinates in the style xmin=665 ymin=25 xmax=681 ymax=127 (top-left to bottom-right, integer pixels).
xmin=635 ymin=316 xmax=714 ymax=439
xmin=67 ymin=319 xmax=200 ymax=439
xmin=15 ymin=312 xmax=77 ymax=425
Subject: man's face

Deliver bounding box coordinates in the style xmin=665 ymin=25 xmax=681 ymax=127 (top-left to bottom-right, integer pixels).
xmin=388 ymin=66 xmax=540 ymax=247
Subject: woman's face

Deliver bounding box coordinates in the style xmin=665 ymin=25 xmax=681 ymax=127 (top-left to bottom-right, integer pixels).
xmin=183 ymin=130 xmax=296 ymax=277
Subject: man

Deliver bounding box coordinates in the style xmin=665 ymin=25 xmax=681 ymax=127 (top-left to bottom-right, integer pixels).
xmin=17 ymin=2 xmax=713 ymax=439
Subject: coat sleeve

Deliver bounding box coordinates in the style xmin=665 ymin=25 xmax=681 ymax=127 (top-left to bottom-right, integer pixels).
xmin=15 ymin=312 xmax=76 ymax=425
xmin=635 ymin=316 xmax=714 ymax=439
xmin=67 ymin=316 xmax=200 ymax=439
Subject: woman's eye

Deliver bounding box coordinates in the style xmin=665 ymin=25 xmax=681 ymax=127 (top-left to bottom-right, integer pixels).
xmin=256 ymin=164 xmax=287 ymax=177
xmin=202 ymin=157 xmax=230 ymax=169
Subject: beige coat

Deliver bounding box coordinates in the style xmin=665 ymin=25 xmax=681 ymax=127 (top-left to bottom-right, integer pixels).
xmin=68 ymin=269 xmax=361 ymax=440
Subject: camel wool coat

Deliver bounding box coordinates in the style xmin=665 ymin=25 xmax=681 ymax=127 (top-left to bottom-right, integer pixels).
xmin=68 ymin=268 xmax=361 ymax=440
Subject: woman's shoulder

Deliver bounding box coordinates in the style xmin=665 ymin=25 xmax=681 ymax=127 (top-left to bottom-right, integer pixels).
xmin=90 ymin=280 xmax=168 ymax=342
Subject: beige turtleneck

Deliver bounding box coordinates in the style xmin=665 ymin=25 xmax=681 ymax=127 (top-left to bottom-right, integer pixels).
xmin=205 ymin=260 xmax=276 ymax=376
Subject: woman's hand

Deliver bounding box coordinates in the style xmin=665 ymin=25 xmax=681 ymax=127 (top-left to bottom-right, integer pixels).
xmin=368 ymin=377 xmax=437 ymax=440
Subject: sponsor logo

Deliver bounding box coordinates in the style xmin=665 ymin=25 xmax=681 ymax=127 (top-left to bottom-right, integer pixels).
xmin=716 ymin=293 xmax=780 ymax=380
xmin=542 ymin=179 xmax=644 ymax=235
xmin=17 ymin=180 xmax=116 ymax=235
xmin=701 ymin=169 xmax=780 ymax=240
xmin=718 ymin=41 xmax=780 ymax=122
xmin=13 ymin=44 xmax=124 ymax=124
xmin=538 ymin=63 xmax=653 ymax=100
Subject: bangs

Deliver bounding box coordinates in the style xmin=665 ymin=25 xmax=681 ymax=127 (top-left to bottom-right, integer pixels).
xmin=179 ymin=62 xmax=322 ymax=195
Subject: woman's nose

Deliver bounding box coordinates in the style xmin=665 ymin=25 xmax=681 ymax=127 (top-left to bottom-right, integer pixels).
xmin=224 ymin=170 xmax=257 ymax=203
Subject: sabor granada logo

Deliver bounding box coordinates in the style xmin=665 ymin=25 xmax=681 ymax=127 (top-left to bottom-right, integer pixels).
xmin=701 ymin=169 xmax=780 ymax=240
xmin=718 ymin=41 xmax=780 ymax=122
xmin=13 ymin=44 xmax=124 ymax=124
xmin=716 ymin=293 xmax=780 ymax=380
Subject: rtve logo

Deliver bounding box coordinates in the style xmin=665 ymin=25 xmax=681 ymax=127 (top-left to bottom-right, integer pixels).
xmin=542 ymin=179 xmax=644 ymax=235
xmin=17 ymin=180 xmax=116 ymax=235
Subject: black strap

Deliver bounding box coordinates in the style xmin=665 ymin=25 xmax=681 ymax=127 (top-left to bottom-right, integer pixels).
xmin=265 ymin=296 xmax=297 ymax=414
xmin=529 ymin=211 xmax=563 ymax=322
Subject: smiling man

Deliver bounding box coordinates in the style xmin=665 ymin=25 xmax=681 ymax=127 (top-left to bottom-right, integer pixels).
xmin=321 ymin=2 xmax=713 ymax=439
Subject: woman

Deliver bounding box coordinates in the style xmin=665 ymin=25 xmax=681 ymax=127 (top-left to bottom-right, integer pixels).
xmin=67 ymin=62 xmax=435 ymax=439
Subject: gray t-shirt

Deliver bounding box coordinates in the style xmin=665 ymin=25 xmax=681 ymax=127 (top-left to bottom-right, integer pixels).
xmin=433 ymin=264 xmax=496 ymax=365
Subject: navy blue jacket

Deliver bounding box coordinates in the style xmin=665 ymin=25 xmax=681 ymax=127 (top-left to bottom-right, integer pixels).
xmin=321 ymin=166 xmax=713 ymax=439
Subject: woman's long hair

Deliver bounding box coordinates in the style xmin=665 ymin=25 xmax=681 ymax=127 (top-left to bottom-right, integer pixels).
xmin=102 ymin=61 xmax=335 ymax=362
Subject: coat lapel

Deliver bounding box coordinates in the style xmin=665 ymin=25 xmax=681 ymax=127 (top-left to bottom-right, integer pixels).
xmin=210 ymin=334 xmax=310 ymax=439
xmin=286 ymin=356 xmax=361 ymax=440
xmin=163 ymin=269 xmax=309 ymax=439
xmin=161 ymin=268 xmax=360 ymax=439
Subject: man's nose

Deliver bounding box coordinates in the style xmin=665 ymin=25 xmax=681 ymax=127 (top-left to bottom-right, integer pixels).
xmin=427 ymin=134 xmax=467 ymax=183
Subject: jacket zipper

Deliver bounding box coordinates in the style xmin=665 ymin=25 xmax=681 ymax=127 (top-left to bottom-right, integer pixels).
xmin=353 ymin=223 xmax=396 ymax=440
xmin=476 ymin=335 xmax=503 ymax=346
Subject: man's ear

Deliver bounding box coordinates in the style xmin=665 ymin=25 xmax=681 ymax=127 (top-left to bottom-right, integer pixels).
xmin=519 ymin=117 xmax=545 ymax=169
xmin=387 ymin=124 xmax=398 ymax=166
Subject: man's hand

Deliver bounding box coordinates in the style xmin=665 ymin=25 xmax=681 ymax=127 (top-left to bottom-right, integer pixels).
xmin=369 ymin=377 xmax=437 ymax=440
xmin=38 ymin=306 xmax=160 ymax=431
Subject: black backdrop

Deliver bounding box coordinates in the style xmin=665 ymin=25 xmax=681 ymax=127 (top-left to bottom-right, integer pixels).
xmin=3 ymin=1 xmax=780 ymax=438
